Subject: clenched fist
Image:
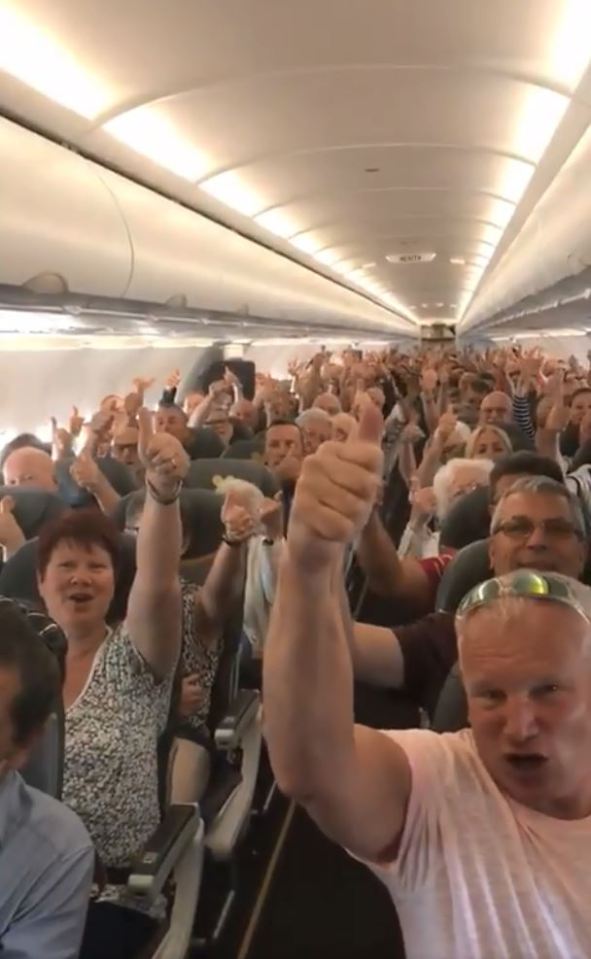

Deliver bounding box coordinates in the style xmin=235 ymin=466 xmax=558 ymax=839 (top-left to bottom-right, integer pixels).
xmin=287 ymin=400 xmax=383 ymax=570
xmin=138 ymin=408 xmax=189 ymax=498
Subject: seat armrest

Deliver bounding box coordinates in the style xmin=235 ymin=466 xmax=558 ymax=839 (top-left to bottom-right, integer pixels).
xmin=127 ymin=803 xmax=199 ymax=902
xmin=214 ymin=689 xmax=260 ymax=750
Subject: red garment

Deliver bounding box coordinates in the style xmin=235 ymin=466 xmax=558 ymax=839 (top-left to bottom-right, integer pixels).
xmin=418 ymin=551 xmax=454 ymax=605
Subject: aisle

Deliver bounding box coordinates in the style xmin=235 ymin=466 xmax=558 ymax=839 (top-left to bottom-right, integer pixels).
xmin=243 ymin=805 xmax=405 ymax=959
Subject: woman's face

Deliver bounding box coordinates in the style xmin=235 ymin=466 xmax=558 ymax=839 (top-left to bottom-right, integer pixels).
xmin=38 ymin=539 xmax=115 ymax=635
xmin=472 ymin=427 xmax=508 ymax=462
xmin=569 ymin=391 xmax=591 ymax=426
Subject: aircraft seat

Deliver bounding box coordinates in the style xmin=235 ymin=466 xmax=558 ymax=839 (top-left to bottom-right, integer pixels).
xmin=222 ymin=436 xmax=265 ymax=461
xmin=439 ymin=486 xmax=491 ymax=551
xmin=113 ymin=488 xmax=224 ymax=561
xmin=436 ymin=539 xmax=491 ymax=613
xmin=55 ymin=456 xmax=137 ymax=508
xmin=0 ymin=485 xmax=66 ymax=540
xmin=184 ymin=457 xmax=278 ymax=498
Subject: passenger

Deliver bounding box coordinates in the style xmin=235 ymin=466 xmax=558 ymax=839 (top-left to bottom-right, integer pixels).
xmin=479 ymin=390 xmax=513 ymax=426
xmin=36 ymin=410 xmax=187 ymax=951
xmin=313 ymin=392 xmax=342 ymax=416
xmin=398 ymin=458 xmax=493 ymax=559
xmin=3 ymin=446 xmax=57 ymax=492
xmin=466 ymin=424 xmax=513 ymax=461
xmin=123 ymin=484 xmax=253 ymax=802
xmin=0 ymin=495 xmax=25 ymax=560
xmin=230 ymin=397 xmax=259 ymax=432
xmin=155 ymin=401 xmax=212 ymax=460
xmin=264 ymin=406 xmax=591 ymax=958
xmin=0 ymin=600 xmax=94 ymax=958
xmin=204 ymin=406 xmax=235 ymax=448
xmin=354 ymin=474 xmax=587 ymax=717
xmin=297 ymin=408 xmax=333 ymax=456
xmin=264 ymin=419 xmax=304 ymax=485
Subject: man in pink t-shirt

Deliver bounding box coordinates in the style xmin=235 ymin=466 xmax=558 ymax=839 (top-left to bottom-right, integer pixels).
xmin=263 ymin=402 xmax=591 ymax=959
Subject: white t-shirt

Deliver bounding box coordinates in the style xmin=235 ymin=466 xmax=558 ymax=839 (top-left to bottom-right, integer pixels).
xmin=355 ymin=728 xmax=591 ymax=959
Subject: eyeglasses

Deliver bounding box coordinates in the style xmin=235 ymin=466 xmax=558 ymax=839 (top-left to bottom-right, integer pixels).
xmin=491 ymin=517 xmax=582 ymax=540
xmin=457 ymin=570 xmax=590 ymax=623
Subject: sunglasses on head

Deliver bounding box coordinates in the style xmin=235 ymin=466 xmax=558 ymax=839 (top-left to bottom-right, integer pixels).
xmin=457 ymin=570 xmax=590 ymax=623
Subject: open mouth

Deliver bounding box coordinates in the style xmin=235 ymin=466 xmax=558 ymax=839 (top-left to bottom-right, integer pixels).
xmin=68 ymin=592 xmax=94 ymax=606
xmin=504 ymin=753 xmax=548 ymax=774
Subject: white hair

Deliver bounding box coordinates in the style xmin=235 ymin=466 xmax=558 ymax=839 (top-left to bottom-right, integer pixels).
xmin=296 ymin=408 xmax=332 ymax=427
xmin=432 ymin=457 xmax=493 ymax=519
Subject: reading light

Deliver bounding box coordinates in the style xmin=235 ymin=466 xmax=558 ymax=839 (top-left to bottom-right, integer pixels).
xmin=0 ymin=5 xmax=110 ymax=118
xmin=104 ymin=109 xmax=211 ymax=181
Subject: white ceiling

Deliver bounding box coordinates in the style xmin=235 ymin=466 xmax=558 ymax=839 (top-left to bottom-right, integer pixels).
xmin=1 ymin=0 xmax=591 ymax=331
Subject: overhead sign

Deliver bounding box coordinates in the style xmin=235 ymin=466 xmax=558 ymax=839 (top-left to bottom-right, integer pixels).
xmin=386 ymin=252 xmax=437 ymax=264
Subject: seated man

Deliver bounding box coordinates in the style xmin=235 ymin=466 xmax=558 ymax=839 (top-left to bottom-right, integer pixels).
xmin=296 ymin=409 xmax=333 ymax=456
xmin=479 ymin=390 xmax=513 ymax=426
xmin=350 ymin=474 xmax=587 ymax=718
xmin=264 ymin=403 xmax=591 ymax=958
xmin=0 ymin=600 xmax=94 ymax=958
xmin=3 ymin=446 xmax=57 ymax=493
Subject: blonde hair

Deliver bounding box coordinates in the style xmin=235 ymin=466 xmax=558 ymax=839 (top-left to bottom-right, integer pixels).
xmin=465 ymin=424 xmax=512 ymax=459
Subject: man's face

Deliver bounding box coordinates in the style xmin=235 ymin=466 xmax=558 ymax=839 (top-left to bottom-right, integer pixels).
xmin=205 ymin=410 xmax=234 ymax=446
xmin=3 ymin=448 xmax=57 ymax=492
xmin=0 ymin=667 xmax=33 ymax=775
xmin=461 ymin=601 xmax=591 ymax=818
xmin=489 ymin=491 xmax=586 ymax=579
xmin=265 ymin=425 xmax=303 ymax=472
xmin=480 ymin=392 xmax=512 ymax=426
xmin=300 ymin=417 xmax=333 ymax=456
xmin=231 ymin=399 xmax=258 ymax=431
xmin=464 ymin=387 xmax=486 ymax=412
xmin=154 ymin=408 xmax=188 ymax=443
xmin=111 ymin=427 xmax=139 ymax=467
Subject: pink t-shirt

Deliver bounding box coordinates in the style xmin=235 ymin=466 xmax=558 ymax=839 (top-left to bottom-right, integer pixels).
xmin=356 ymin=728 xmax=591 ymax=959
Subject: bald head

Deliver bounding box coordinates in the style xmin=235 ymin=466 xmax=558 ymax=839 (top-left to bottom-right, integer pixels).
xmin=3 ymin=447 xmax=57 ymax=492
xmin=313 ymin=392 xmax=342 ymax=416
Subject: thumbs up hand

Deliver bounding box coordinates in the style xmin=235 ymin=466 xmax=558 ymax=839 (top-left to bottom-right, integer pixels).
xmin=70 ymin=448 xmax=101 ymax=492
xmin=137 ymin=408 xmax=189 ymax=498
xmin=287 ymin=397 xmax=383 ymax=570
xmin=221 ymin=488 xmax=257 ymax=544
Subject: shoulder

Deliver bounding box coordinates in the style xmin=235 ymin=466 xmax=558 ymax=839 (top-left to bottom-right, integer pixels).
xmin=379 ymin=728 xmax=484 ymax=795
xmin=17 ymin=776 xmax=93 ymax=863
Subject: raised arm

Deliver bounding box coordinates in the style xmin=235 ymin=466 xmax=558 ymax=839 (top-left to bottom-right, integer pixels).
xmin=125 ymin=408 xmax=187 ymax=680
xmin=263 ymin=401 xmax=411 ymax=863
xmin=356 ymin=507 xmax=434 ymax=613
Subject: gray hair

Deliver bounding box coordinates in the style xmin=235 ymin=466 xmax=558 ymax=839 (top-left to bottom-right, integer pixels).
xmin=490 ymin=475 xmax=586 ymax=539
xmin=456 ymin=571 xmax=591 ymax=660
xmin=296 ymin=408 xmax=332 ymax=428
xmin=432 ymin=457 xmax=494 ymax=519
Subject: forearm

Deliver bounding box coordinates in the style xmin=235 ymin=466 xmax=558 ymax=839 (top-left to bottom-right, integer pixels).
xmin=397 ymin=441 xmax=416 ymax=487
xmin=263 ymin=552 xmax=355 ymax=797
xmin=188 ymin=393 xmax=214 ymax=428
xmin=416 ymin=443 xmax=442 ymax=488
xmin=91 ymin=474 xmax=121 ymax=515
xmin=199 ymin=540 xmax=246 ymax=632
xmin=421 ymin=393 xmax=439 ymax=434
xmin=137 ymin=489 xmax=183 ymax=589
xmin=356 ymin=509 xmax=404 ymax=597
xmin=536 ymin=429 xmax=564 ymax=468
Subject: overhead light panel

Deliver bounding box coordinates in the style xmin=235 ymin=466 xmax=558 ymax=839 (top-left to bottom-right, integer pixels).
xmin=104 ymin=109 xmax=211 ymax=181
xmin=314 ymin=248 xmax=341 ymax=266
xmin=0 ymin=4 xmax=110 ymax=118
xmin=199 ymin=171 xmax=265 ymax=216
xmin=450 ymin=257 xmax=466 ymax=265
xmin=290 ymin=233 xmax=324 ymax=255
xmin=254 ymin=209 xmax=300 ymax=238
xmin=547 ymin=0 xmax=591 ymax=92
xmin=0 ymin=310 xmax=80 ymax=334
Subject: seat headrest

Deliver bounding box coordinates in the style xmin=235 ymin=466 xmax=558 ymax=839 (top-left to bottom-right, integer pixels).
xmin=0 ymin=486 xmax=66 ymax=539
xmin=185 ymin=458 xmax=278 ymax=498
xmin=439 ymin=486 xmax=491 ymax=551
xmin=55 ymin=456 xmax=137 ymax=507
xmin=188 ymin=428 xmax=225 ymax=460
xmin=222 ymin=437 xmax=265 ymax=461
xmin=436 ymin=538 xmax=492 ymax=613
xmin=115 ymin=488 xmax=223 ymax=558
xmin=432 ymin=663 xmax=467 ymax=733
